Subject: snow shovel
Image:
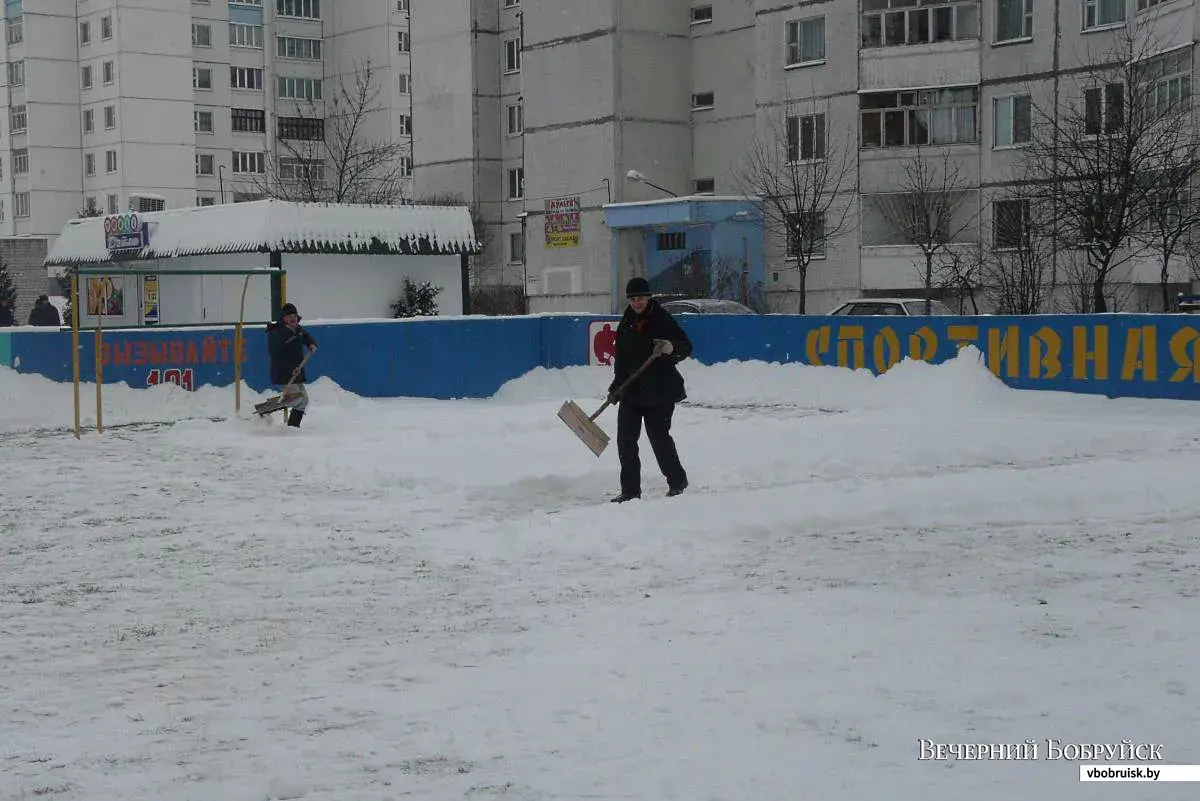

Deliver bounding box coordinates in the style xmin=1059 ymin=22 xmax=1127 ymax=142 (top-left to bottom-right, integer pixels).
xmin=254 ymin=351 xmax=312 ymax=417
xmin=558 ymin=352 xmax=660 ymax=457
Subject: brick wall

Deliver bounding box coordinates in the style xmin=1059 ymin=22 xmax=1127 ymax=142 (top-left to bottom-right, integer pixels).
xmin=0 ymin=238 xmax=52 ymax=325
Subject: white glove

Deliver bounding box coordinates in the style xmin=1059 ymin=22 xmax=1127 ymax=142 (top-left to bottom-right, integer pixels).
xmin=653 ymin=339 xmax=674 ymax=355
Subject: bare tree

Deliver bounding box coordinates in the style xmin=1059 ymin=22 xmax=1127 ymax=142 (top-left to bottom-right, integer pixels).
xmin=254 ymin=59 xmax=410 ymax=205
xmin=1020 ymin=23 xmax=1199 ymax=312
xmin=866 ymin=147 xmax=979 ymax=315
xmin=1136 ymin=166 xmax=1200 ymax=311
xmin=978 ymin=194 xmax=1051 ymax=314
xmin=935 ymin=246 xmax=982 ymax=314
xmin=710 ymin=253 xmax=766 ymax=311
xmin=732 ymin=95 xmax=855 ymax=313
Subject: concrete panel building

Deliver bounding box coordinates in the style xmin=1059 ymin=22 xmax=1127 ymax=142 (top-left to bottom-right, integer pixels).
xmin=412 ymin=0 xmax=1200 ymax=314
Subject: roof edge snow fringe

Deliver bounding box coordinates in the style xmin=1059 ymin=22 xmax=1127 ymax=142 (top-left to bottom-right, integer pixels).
xmin=44 ymin=199 xmax=481 ymax=267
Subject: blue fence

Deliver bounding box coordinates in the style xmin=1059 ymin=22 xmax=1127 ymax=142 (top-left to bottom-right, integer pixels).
xmin=3 ymin=313 xmax=1200 ymax=401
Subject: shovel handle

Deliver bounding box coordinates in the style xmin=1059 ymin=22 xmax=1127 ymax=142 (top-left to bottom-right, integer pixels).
xmin=595 ymin=352 xmax=660 ymax=418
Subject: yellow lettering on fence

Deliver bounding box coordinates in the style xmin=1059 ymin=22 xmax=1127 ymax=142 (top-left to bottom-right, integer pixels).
xmin=1168 ymin=328 xmax=1200 ymax=382
xmin=947 ymin=325 xmax=979 ymax=349
xmin=1072 ymin=325 xmax=1109 ymax=380
xmin=987 ymin=326 xmax=1021 ymax=378
xmin=1029 ymin=327 xmax=1062 ymax=379
xmin=909 ymin=327 xmax=937 ymax=361
xmin=805 ymin=326 xmax=831 ymax=366
xmin=1120 ymin=325 xmax=1158 ymax=382
xmin=873 ymin=327 xmax=902 ymax=373
xmin=836 ymin=326 xmax=865 ymax=369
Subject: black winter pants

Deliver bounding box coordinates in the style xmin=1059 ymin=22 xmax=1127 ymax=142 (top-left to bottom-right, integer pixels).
xmin=617 ymin=402 xmax=687 ymax=495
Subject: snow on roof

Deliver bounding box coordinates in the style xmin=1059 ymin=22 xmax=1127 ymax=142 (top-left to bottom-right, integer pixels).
xmin=44 ymin=199 xmax=480 ymax=266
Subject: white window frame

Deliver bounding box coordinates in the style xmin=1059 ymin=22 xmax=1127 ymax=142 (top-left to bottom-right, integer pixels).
xmin=505 ymin=101 xmax=523 ymax=135
xmin=786 ymin=112 xmax=826 ymax=162
xmin=995 ymin=0 xmax=1033 ymax=42
xmin=993 ymin=94 xmax=1031 ymax=147
xmin=504 ymin=38 xmax=521 ymax=73
xmin=785 ymin=16 xmax=825 ymax=67
xmin=1082 ymin=0 xmax=1125 ymax=30
xmin=507 ymin=167 xmax=524 ymax=199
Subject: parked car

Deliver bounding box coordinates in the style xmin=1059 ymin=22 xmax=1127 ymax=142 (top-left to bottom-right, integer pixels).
xmin=828 ymin=297 xmax=958 ymax=316
xmin=659 ymin=298 xmax=758 ymax=315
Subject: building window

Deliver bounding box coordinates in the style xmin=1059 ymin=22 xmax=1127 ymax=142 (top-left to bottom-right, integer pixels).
xmin=993 ymin=199 xmax=1031 ymax=249
xmin=787 ymin=112 xmax=826 ymax=161
xmin=506 ymin=101 xmax=523 ymax=135
xmin=81 ymin=65 xmax=93 ymax=89
xmin=1084 ymin=82 xmax=1123 ymax=135
xmin=104 ymin=105 xmax=116 ymax=129
xmin=398 ymin=115 xmax=411 ymax=135
xmin=101 ymin=14 xmax=113 ymax=40
xmin=13 ymin=149 xmax=28 ymax=174
xmin=276 ymin=36 xmax=321 ymax=59
xmin=7 ymin=61 xmax=24 ymax=87
xmin=993 ymin=94 xmax=1031 ymax=146
xmin=785 ymin=17 xmax=825 ymax=66
xmin=230 ymin=23 xmax=264 ymax=49
xmin=232 ymin=107 xmax=266 ymax=132
xmin=398 ymin=73 xmax=411 ymax=94
xmin=10 ymin=104 xmax=26 ymax=133
xmin=861 ymin=1 xmax=979 ymax=48
xmin=277 ymin=0 xmax=321 ymax=19
xmin=657 ymin=232 xmax=686 ymax=250
xmin=1083 ymin=0 xmax=1125 ymax=30
xmin=1140 ymin=48 xmax=1192 ymax=119
xmin=1137 ymin=0 xmax=1171 ymax=9
xmin=277 ymin=116 xmax=324 ymax=140
xmin=397 ymin=31 xmax=410 ymax=52
xmin=231 ymin=67 xmax=265 ymax=90
xmin=80 ymin=21 xmax=91 ymax=45
xmin=693 ymin=178 xmax=715 ymax=194
xmin=107 ymin=194 xmax=119 ymax=214
xmin=86 ymin=197 xmax=98 ymax=214
xmin=102 ymin=60 xmax=115 ymax=84
xmin=399 ymin=156 xmax=413 ymax=177
xmin=860 ymin=87 xmax=979 ymax=147
xmin=195 ymin=110 xmax=214 ymax=133
xmin=278 ymin=76 xmax=322 ymax=99
xmin=509 ymin=230 xmax=525 ymax=263
xmin=232 ymin=151 xmax=266 ymax=173
xmin=85 ymin=153 xmax=96 ymax=176
xmin=279 ymin=158 xmax=324 ymax=182
xmin=198 ymin=196 xmax=217 ymax=206
xmin=83 ymin=109 xmax=95 ymax=133
xmin=7 ymin=16 xmax=22 ymax=45
xmin=786 ymin=212 xmax=826 ymax=258
xmin=14 ymin=192 xmax=29 ymax=218
xmin=504 ymin=38 xmax=521 ymax=72
xmin=692 ymin=91 xmax=715 ymax=109
xmin=995 ymin=0 xmax=1033 ymax=42
xmin=503 ymin=0 xmax=518 ymax=8
xmin=192 ymin=23 xmax=212 ymax=47
xmin=193 ymin=67 xmax=213 ymax=90
xmin=507 ymin=167 xmax=524 ymax=199
xmin=106 ymin=150 xmax=118 ymax=173
xmin=691 ymin=5 xmax=713 ymax=24
xmin=136 ymin=197 xmax=166 ymax=212
xmin=195 ymin=153 xmax=215 ymax=175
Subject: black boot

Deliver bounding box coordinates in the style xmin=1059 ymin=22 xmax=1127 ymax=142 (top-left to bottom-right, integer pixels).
xmin=666 ymin=477 xmax=688 ymax=497
xmin=287 ymin=409 xmax=305 ymax=427
xmin=610 ymin=492 xmax=640 ymax=503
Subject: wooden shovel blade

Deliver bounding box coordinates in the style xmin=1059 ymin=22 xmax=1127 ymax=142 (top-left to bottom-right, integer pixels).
xmin=558 ymin=400 xmax=610 ymax=457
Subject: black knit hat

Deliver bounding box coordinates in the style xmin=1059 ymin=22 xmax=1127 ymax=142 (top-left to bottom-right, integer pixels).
xmin=625 ymin=277 xmax=652 ymax=297
xmin=279 ymin=302 xmax=299 ymax=319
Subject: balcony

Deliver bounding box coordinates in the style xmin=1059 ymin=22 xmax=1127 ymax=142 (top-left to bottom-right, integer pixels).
xmin=859 ymin=1 xmax=981 ymax=91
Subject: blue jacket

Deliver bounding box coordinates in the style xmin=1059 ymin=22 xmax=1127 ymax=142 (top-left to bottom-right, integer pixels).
xmin=266 ymin=320 xmax=316 ymax=385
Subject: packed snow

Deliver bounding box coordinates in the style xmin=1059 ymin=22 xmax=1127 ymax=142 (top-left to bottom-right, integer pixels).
xmin=2 ymin=347 xmax=1199 ymax=800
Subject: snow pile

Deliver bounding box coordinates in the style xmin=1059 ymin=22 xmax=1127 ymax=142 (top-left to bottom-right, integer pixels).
xmin=495 ymin=346 xmax=1017 ymax=412
xmin=0 ymin=366 xmax=256 ymax=433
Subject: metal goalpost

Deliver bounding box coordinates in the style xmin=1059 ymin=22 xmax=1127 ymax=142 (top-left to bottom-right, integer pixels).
xmin=69 ymin=266 xmax=286 ymax=439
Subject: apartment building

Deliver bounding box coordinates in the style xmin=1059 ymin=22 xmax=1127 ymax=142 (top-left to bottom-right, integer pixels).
xmin=413 ymin=0 xmax=1200 ymax=314
xmin=0 ymin=0 xmax=413 ymax=241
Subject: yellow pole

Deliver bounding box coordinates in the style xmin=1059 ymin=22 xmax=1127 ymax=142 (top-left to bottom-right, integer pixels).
xmin=95 ymin=292 xmax=104 ymax=435
xmin=72 ymin=272 xmax=81 ymax=439
xmin=280 ymin=270 xmax=287 ymax=304
xmin=234 ymin=274 xmax=250 ymax=414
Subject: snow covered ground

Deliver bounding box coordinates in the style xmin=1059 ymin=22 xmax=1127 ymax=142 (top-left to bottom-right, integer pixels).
xmin=2 ymin=348 xmax=1199 ymax=800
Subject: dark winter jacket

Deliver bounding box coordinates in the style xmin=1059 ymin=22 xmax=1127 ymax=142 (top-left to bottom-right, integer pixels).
xmin=28 ymin=299 xmax=61 ymax=327
xmin=608 ymin=299 xmax=694 ymax=406
xmin=266 ymin=319 xmax=317 ymax=385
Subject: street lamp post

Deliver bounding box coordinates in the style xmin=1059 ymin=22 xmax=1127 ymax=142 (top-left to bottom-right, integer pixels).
xmin=625 ymin=169 xmax=679 ymax=198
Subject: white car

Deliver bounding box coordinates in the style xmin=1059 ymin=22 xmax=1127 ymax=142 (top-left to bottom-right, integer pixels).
xmin=828 ymin=297 xmax=958 ymax=316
